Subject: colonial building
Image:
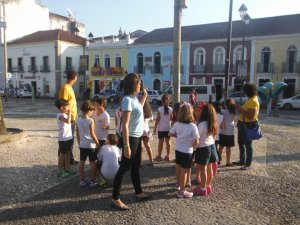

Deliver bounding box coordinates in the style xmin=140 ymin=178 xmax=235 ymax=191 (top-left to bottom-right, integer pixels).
xmin=7 ymin=29 xmax=86 ymax=97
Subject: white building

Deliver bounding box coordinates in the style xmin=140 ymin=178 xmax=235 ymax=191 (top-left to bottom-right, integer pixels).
xmin=0 ymin=0 xmax=85 ymax=89
xmin=7 ymin=29 xmax=86 ymax=97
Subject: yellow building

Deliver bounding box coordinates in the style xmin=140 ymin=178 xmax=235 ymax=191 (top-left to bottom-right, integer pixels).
xmin=253 ymin=34 xmax=300 ymax=98
xmin=87 ymin=33 xmax=133 ymax=96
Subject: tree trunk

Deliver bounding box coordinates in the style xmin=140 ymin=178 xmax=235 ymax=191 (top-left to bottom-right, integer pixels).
xmin=0 ymin=96 xmax=7 ymax=135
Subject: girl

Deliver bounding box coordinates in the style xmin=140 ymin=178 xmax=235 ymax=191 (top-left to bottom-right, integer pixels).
xmin=193 ymin=104 xmax=219 ymax=196
xmin=97 ymin=134 xmax=121 ymax=184
xmin=55 ymin=99 xmax=72 ymax=178
xmin=92 ymin=97 xmax=110 ymax=147
xmin=154 ymin=94 xmax=173 ymax=161
xmin=76 ymin=101 xmax=100 ymax=187
xmin=169 ymin=102 xmax=199 ymax=198
xmin=141 ymin=99 xmax=154 ymax=166
xmin=219 ymin=98 xmax=236 ymax=166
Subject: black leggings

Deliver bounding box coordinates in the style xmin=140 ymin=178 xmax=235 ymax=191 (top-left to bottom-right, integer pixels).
xmin=112 ymin=136 xmax=143 ymax=200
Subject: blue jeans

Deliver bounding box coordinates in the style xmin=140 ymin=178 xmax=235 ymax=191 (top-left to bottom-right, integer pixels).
xmin=237 ymin=121 xmax=253 ymax=166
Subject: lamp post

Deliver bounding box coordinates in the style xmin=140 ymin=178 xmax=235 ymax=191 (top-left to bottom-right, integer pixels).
xmin=238 ymin=4 xmax=251 ymax=104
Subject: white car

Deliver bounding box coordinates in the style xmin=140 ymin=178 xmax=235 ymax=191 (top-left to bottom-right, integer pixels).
xmin=147 ymin=90 xmax=163 ymax=105
xmin=228 ymin=91 xmax=262 ymax=105
xmin=276 ymin=94 xmax=300 ymax=110
xmin=19 ymin=89 xmax=33 ymax=98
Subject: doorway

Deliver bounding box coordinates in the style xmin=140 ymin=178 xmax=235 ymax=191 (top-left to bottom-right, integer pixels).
xmin=31 ymin=81 xmax=37 ymax=96
xmin=283 ymin=79 xmax=295 ymax=98
xmin=153 ymin=79 xmax=161 ymax=90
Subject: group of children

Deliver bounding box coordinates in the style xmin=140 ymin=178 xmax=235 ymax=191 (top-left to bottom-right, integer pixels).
xmin=55 ymin=92 xmax=238 ymax=198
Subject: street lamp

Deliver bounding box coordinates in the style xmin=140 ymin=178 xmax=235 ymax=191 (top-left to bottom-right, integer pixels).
xmin=238 ymin=4 xmax=251 ymax=103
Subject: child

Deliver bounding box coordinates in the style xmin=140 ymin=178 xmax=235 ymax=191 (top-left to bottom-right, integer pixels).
xmin=97 ymin=134 xmax=121 ymax=184
xmin=55 ymin=99 xmax=73 ymax=178
xmin=76 ymin=101 xmax=100 ymax=187
xmin=193 ymin=104 xmax=219 ymax=196
xmin=92 ymin=96 xmax=110 ymax=148
xmin=154 ymin=94 xmax=173 ymax=161
xmin=219 ymin=98 xmax=236 ymax=166
xmin=141 ymin=99 xmax=154 ymax=166
xmin=169 ymin=102 xmax=199 ymax=198
xmin=170 ymin=102 xmax=181 ymax=126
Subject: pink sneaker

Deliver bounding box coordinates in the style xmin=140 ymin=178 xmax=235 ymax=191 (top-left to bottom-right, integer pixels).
xmin=193 ymin=187 xmax=207 ymax=196
xmin=177 ymin=190 xmax=193 ymax=198
xmin=206 ymin=186 xmax=213 ymax=194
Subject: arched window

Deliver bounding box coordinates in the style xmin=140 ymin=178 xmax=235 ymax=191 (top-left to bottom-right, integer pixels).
xmin=260 ymin=47 xmax=271 ymax=73
xmin=193 ymin=48 xmax=206 ymax=73
xmin=136 ymin=52 xmax=144 ymax=73
xmin=214 ymin=47 xmax=225 ymax=65
xmin=286 ymin=45 xmax=297 ymax=73
xmin=153 ymin=51 xmax=161 ymax=73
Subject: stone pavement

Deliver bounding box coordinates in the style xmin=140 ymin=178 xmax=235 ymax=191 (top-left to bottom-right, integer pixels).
xmin=0 ymin=99 xmax=299 ymax=224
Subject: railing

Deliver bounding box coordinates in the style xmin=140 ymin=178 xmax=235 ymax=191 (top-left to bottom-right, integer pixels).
xmin=28 ymin=65 xmax=38 ymax=73
xmin=256 ymin=63 xmax=274 ymax=73
xmin=18 ymin=65 xmax=24 ymax=72
xmin=212 ymin=64 xmax=225 ymax=73
xmin=281 ymin=62 xmax=300 ymax=73
xmin=134 ymin=66 xmax=145 ymax=74
xmin=193 ymin=65 xmax=206 ymax=73
xmin=90 ymin=66 xmax=123 ymax=76
xmin=40 ymin=65 xmax=50 ymax=72
xmin=151 ymin=65 xmax=163 ymax=74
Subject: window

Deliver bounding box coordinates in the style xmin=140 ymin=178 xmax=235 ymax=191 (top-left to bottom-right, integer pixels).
xmin=235 ymin=47 xmax=243 ymax=62
xmin=115 ymin=53 xmax=122 ymax=67
xmin=18 ymin=58 xmax=23 ymax=72
xmin=286 ymin=45 xmax=297 ymax=73
xmin=30 ymin=57 xmax=37 ymax=72
xmin=66 ymin=57 xmax=72 ymax=71
xmin=8 ymin=58 xmax=12 ymax=72
xmin=260 ymin=47 xmax=271 ymax=72
xmin=104 ymin=54 xmax=110 ymax=68
xmin=137 ymin=52 xmax=144 ymax=73
xmin=153 ymin=51 xmax=161 ymax=73
xmin=214 ymin=47 xmax=225 ymax=65
xmin=43 ymin=56 xmax=49 ymax=71
xmin=194 ymin=48 xmax=205 ymax=65
xmin=94 ymin=54 xmax=100 ymax=67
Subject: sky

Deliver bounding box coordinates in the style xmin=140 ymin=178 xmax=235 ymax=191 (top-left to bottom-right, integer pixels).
xmin=41 ymin=0 xmax=300 ymax=38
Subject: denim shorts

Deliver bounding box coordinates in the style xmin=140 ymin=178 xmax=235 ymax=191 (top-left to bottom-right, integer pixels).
xmin=195 ymin=144 xmax=219 ymax=165
xmin=175 ymin=150 xmax=193 ymax=169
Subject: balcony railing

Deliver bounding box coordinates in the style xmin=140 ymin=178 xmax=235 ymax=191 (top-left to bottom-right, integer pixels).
xmin=282 ymin=62 xmax=300 ymax=73
xmin=134 ymin=66 xmax=145 ymax=74
xmin=152 ymin=65 xmax=163 ymax=74
xmin=212 ymin=64 xmax=225 ymax=73
xmin=257 ymin=63 xmax=274 ymax=73
xmin=40 ymin=65 xmax=50 ymax=72
xmin=91 ymin=66 xmax=123 ymax=76
xmin=28 ymin=65 xmax=38 ymax=73
xmin=18 ymin=65 xmax=24 ymax=72
xmin=65 ymin=66 xmax=75 ymax=73
xmin=193 ymin=65 xmax=206 ymax=73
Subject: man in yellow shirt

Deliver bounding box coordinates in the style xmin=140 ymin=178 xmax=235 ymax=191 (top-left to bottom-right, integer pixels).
xmin=59 ymin=71 xmax=78 ymax=164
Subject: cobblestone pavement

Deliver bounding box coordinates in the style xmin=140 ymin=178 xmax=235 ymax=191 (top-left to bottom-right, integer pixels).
xmin=0 ymin=99 xmax=299 ymax=224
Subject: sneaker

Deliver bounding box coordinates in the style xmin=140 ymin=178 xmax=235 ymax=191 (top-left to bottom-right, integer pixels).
xmin=193 ymin=187 xmax=207 ymax=196
xmin=175 ymin=184 xmax=180 ymax=191
xmin=65 ymin=170 xmax=76 ymax=175
xmin=89 ymin=180 xmax=97 ymax=187
xmin=206 ymin=186 xmax=213 ymax=194
xmin=154 ymin=156 xmax=162 ymax=162
xmin=57 ymin=171 xmax=69 ymax=178
xmin=99 ymin=179 xmax=108 ymax=187
xmin=79 ymin=178 xmax=89 ymax=187
xmin=177 ymin=190 xmax=193 ymax=198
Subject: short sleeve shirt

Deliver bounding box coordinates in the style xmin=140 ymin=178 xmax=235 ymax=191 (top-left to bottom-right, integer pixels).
xmin=122 ymin=95 xmax=143 ymax=137
xmin=239 ymin=96 xmax=260 ymax=122
xmin=59 ymin=84 xmax=77 ymax=121
xmin=92 ymin=110 xmax=110 ymax=140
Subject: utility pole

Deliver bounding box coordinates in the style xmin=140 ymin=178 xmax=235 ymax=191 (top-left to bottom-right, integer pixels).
xmin=224 ymin=0 xmax=233 ymax=98
xmin=172 ymin=0 xmax=182 ymax=104
xmin=1 ymin=1 xmax=8 ymax=102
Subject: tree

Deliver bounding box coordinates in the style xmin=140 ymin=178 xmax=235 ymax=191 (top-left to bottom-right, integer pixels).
xmin=0 ymin=97 xmax=7 ymax=135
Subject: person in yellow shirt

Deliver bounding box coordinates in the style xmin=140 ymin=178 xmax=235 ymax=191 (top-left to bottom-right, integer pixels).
xmin=235 ymin=84 xmax=260 ymax=170
xmin=59 ymin=70 xmax=78 ymax=164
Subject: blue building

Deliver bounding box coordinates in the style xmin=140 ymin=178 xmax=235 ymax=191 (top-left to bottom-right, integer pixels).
xmin=128 ymin=37 xmax=189 ymax=91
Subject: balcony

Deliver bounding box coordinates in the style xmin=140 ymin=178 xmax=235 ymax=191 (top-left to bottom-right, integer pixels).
xmin=134 ymin=66 xmax=145 ymax=74
xmin=152 ymin=65 xmax=163 ymax=74
xmin=40 ymin=65 xmax=50 ymax=72
xmin=17 ymin=65 xmax=24 ymax=72
xmin=257 ymin=63 xmax=274 ymax=73
xmin=28 ymin=65 xmax=38 ymax=73
xmin=212 ymin=64 xmax=225 ymax=73
xmin=192 ymin=65 xmax=206 ymax=73
xmin=65 ymin=66 xmax=75 ymax=73
xmin=91 ymin=66 xmax=123 ymax=76
xmin=282 ymin=62 xmax=300 ymax=73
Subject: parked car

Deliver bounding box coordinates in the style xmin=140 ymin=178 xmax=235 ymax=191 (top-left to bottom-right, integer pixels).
xmin=19 ymin=89 xmax=32 ymax=98
xmin=147 ymin=90 xmax=163 ymax=104
xmin=94 ymin=90 xmax=117 ymax=103
xmin=0 ymin=88 xmax=4 ymax=97
xmin=276 ymin=94 xmax=300 ymax=110
xmin=228 ymin=91 xmax=262 ymax=105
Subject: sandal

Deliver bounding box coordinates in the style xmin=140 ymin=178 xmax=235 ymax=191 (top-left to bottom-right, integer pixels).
xmin=111 ymin=201 xmax=130 ymax=211
xmin=154 ymin=156 xmax=162 ymax=162
xmin=164 ymin=156 xmax=170 ymax=161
